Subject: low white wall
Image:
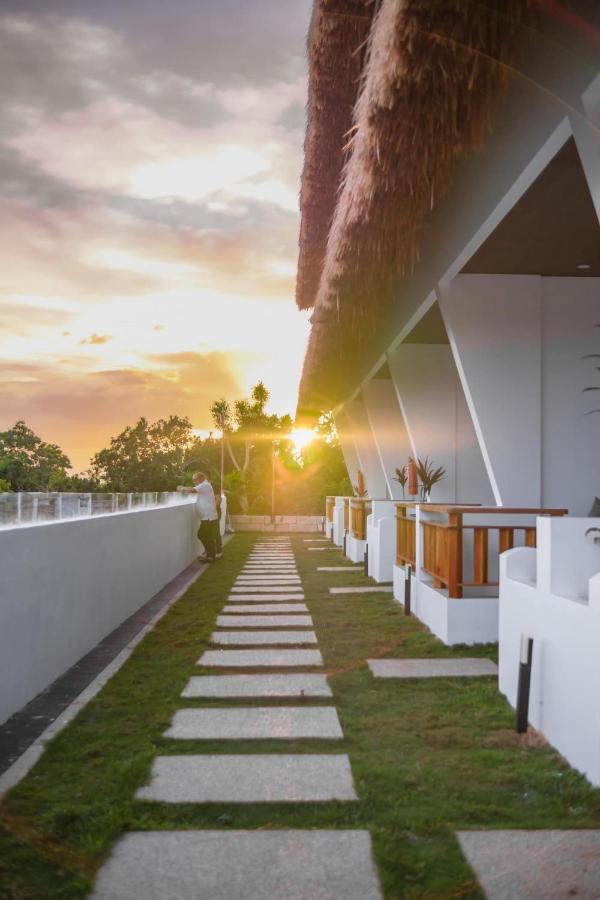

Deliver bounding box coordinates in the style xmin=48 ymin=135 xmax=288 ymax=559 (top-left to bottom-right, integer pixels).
xmin=332 ymin=499 xmax=346 ymax=547
xmin=346 ymin=534 xmax=367 ymax=564
xmin=499 ymin=517 xmax=600 ymax=785
xmin=0 ymin=502 xmax=198 ymax=725
xmin=367 ymin=502 xmax=397 ymax=583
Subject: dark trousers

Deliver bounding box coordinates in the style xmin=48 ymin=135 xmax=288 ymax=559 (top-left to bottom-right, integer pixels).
xmin=198 ymin=519 xmax=217 ymax=559
xmin=214 ymin=518 xmax=223 ymax=555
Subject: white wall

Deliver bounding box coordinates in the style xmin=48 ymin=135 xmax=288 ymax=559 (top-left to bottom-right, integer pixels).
xmin=334 ymin=410 xmax=361 ymax=489
xmin=0 ymin=503 xmax=198 ymax=725
xmin=386 ymin=342 xmax=493 ymax=504
xmin=344 ymin=395 xmax=388 ymax=498
xmin=362 ymin=379 xmax=410 ymax=499
xmin=440 ymin=274 xmax=600 ymax=514
xmin=499 ymin=516 xmax=600 ymax=785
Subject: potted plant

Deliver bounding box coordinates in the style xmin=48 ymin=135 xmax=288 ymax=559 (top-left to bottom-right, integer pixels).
xmin=415 ymin=456 xmax=445 ymax=502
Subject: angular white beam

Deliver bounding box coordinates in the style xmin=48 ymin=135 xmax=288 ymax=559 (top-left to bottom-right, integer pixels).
xmin=342 ymin=394 xmax=388 ymax=498
xmin=361 ymin=378 xmax=410 ymax=499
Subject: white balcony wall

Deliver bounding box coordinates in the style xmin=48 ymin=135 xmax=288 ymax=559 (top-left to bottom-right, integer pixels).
xmin=499 ymin=516 xmax=600 ymax=785
xmin=440 ymin=274 xmax=600 ymax=514
xmin=0 ymin=503 xmax=198 ymax=725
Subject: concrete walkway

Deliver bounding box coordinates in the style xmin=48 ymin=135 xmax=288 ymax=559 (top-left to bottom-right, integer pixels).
xmin=91 ymin=536 xmax=383 ymax=899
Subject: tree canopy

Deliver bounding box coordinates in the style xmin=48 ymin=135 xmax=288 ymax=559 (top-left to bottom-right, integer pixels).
xmin=0 ymin=421 xmax=71 ymax=491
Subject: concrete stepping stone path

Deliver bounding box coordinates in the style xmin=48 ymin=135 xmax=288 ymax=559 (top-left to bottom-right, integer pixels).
xmin=198 ymin=649 xmax=323 ymax=667
xmin=319 ymin=566 xmax=364 ymax=572
xmin=456 ymin=830 xmax=600 ymax=900
xmin=223 ymin=604 xmax=309 ymax=613
xmin=164 ymin=706 xmax=344 ymax=740
xmin=92 ymin=537 xmax=379 ymax=899
xmin=368 ymin=658 xmax=498 ymax=678
xmin=91 ymin=830 xmax=382 ymax=900
xmin=216 ymin=615 xmax=313 ymax=627
xmin=210 ymin=630 xmax=318 ymax=646
xmin=135 ymin=754 xmax=358 ymax=803
xmin=181 ymin=673 xmax=332 ymax=698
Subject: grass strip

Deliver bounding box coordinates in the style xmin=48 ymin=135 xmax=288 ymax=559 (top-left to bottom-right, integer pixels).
xmin=0 ymin=533 xmax=599 ymax=899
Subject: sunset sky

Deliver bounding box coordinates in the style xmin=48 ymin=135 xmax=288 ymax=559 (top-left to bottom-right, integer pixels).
xmin=0 ymin=0 xmax=312 ymax=470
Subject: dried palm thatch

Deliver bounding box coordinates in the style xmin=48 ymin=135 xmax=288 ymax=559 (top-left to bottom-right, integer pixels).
xmin=296 ymin=0 xmax=375 ymax=310
xmin=297 ymin=0 xmax=532 ymax=415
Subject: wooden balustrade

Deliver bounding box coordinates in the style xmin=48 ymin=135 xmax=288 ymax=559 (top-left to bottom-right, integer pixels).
xmin=325 ymin=496 xmax=335 ymax=524
xmin=418 ymin=506 xmax=567 ymax=598
xmin=350 ymin=498 xmax=372 ymax=540
xmin=343 ymin=498 xmax=350 ymax=533
xmin=395 ymin=505 xmax=416 ymax=567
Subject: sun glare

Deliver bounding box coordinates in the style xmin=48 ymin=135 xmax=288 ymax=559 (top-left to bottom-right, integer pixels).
xmin=290 ymin=427 xmax=315 ymax=453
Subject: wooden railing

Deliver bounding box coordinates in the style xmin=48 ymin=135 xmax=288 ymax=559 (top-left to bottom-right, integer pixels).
xmin=350 ymin=498 xmax=372 ymax=540
xmin=343 ymin=497 xmax=350 ymax=533
xmin=396 ymin=505 xmax=416 ymax=567
xmin=326 ymin=496 xmax=335 ymax=524
xmin=419 ymin=506 xmax=567 ymax=598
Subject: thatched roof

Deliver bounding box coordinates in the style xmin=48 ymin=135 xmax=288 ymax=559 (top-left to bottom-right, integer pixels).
xmin=296 ymin=0 xmax=375 ymax=310
xmin=296 ymin=0 xmax=533 ymax=418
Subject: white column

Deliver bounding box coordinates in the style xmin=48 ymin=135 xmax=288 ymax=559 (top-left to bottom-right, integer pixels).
xmin=361 ymin=378 xmax=411 ymax=499
xmin=439 ymin=274 xmax=543 ymax=506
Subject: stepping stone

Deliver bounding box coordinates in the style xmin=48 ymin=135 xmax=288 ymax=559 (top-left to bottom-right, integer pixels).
xmin=182 ymin=673 xmax=332 ymax=698
xmin=318 ymin=566 xmax=363 ymax=571
xmin=368 ymin=658 xmax=498 ymax=678
xmin=198 ymin=649 xmax=323 ymax=667
xmin=308 ymin=547 xmax=329 ymax=551
xmin=211 ymin=631 xmax=317 ymax=646
xmin=456 ymin=830 xmax=600 ymax=900
xmin=91 ymin=830 xmax=382 ymax=900
xmin=217 ymin=615 xmax=313 ymax=627
xmin=232 ymin=585 xmax=305 ymax=594
xmin=304 ymin=538 xmax=329 ymax=542
xmin=164 ymin=706 xmax=343 ymax=740
xmin=235 ymin=577 xmax=301 ymax=582
xmin=329 ymin=586 xmax=393 ymax=594
xmin=223 ymin=603 xmax=309 ymax=613
xmin=136 ymin=754 xmax=357 ymax=802
xmin=229 ymin=593 xmax=305 ymax=602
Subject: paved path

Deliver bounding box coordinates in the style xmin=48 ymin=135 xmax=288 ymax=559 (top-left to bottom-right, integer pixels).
xmin=91 ymin=536 xmax=383 ymax=899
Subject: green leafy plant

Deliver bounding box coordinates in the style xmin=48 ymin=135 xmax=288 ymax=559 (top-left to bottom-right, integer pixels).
xmin=415 ymin=456 xmax=445 ymax=502
xmin=393 ymin=465 xmax=408 ymax=498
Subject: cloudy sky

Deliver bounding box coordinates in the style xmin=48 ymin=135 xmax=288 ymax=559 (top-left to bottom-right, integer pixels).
xmin=0 ymin=0 xmax=312 ymax=470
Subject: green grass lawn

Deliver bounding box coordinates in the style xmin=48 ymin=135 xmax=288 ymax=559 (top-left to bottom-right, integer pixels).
xmin=1 ymin=533 xmax=599 ymax=899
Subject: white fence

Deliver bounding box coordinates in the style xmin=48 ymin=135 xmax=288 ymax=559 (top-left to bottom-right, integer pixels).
xmin=0 ymin=499 xmax=198 ymax=725
xmin=0 ymin=490 xmax=190 ymax=529
xmin=499 ymin=516 xmax=600 ymax=785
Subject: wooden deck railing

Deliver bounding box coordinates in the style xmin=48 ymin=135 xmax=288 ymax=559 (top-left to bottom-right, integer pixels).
xmin=419 ymin=506 xmax=567 ymax=598
xmin=343 ymin=497 xmax=350 ymax=533
xmin=396 ymin=505 xmax=416 ymax=567
xmin=350 ymin=498 xmax=372 ymax=540
xmin=325 ymin=496 xmax=335 ymax=524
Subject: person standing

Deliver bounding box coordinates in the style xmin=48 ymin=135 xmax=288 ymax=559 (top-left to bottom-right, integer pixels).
xmin=178 ymin=472 xmax=218 ymax=562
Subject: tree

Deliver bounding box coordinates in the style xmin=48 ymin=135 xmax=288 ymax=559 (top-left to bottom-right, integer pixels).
xmin=90 ymin=415 xmax=198 ymax=491
xmin=210 ymin=382 xmax=292 ymax=513
xmin=0 ymin=421 xmax=71 ymax=491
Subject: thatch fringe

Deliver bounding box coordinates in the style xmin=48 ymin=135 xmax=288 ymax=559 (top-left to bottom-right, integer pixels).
xmin=297 ymin=0 xmax=532 ymax=415
xmin=296 ymin=0 xmax=375 ymax=310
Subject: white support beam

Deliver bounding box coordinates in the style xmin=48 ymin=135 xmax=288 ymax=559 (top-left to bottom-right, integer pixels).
xmin=343 ymin=395 xmax=389 ymax=498
xmin=333 ymin=409 xmax=361 ymax=489
xmin=361 ymin=378 xmax=410 ymax=500
xmin=570 ymin=74 xmax=600 ymax=226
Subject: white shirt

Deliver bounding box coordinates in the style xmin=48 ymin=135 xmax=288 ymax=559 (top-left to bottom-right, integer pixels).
xmin=194 ymin=481 xmax=218 ymax=521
